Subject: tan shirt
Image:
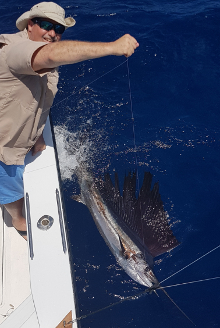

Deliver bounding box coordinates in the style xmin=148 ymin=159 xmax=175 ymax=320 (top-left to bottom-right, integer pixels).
xmin=0 ymin=29 xmax=59 ymax=165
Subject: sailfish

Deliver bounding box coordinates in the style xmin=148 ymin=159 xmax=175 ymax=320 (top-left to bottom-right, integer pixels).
xmin=73 ymin=170 xmax=180 ymax=290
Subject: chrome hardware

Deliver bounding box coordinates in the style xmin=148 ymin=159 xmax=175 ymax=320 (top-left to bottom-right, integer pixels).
xmin=56 ymin=189 xmax=67 ymax=253
xmin=26 ymin=193 xmax=34 ymax=260
xmin=37 ymin=215 xmax=54 ymax=231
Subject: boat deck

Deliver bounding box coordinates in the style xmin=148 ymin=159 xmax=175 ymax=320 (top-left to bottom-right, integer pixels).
xmin=0 ymin=205 xmax=35 ymax=326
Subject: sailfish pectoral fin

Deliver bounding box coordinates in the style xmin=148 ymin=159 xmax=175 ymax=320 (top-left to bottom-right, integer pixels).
xmin=71 ymin=194 xmax=86 ymax=205
xmin=118 ymin=236 xmax=136 ymax=260
xmin=118 ymin=236 xmax=129 ymax=259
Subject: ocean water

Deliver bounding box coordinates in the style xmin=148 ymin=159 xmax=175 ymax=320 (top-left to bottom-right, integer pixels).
xmin=1 ymin=0 xmax=220 ymax=327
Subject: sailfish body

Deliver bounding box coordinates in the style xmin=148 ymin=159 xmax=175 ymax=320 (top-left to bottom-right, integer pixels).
xmin=75 ymin=170 xmax=179 ymax=289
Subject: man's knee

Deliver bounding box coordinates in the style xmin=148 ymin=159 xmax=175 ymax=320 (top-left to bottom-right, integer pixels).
xmin=4 ymin=197 xmax=24 ymax=219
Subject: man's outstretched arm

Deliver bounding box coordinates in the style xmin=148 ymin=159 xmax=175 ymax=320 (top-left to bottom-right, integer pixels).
xmin=32 ymin=34 xmax=139 ymax=71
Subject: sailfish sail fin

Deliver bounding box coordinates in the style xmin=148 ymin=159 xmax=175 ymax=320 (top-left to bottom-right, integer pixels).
xmin=96 ymin=171 xmax=180 ymax=258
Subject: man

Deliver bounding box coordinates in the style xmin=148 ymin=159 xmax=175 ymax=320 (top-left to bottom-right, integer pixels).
xmin=0 ymin=2 xmax=139 ymax=240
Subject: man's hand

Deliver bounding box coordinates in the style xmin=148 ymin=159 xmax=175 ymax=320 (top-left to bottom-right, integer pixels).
xmin=111 ymin=34 xmax=139 ymax=57
xmin=32 ymin=134 xmax=46 ymax=156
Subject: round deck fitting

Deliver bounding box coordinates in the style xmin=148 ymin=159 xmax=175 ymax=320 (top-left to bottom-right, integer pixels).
xmin=37 ymin=215 xmax=54 ymax=231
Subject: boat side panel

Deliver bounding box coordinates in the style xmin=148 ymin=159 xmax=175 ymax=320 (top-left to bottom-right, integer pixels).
xmin=24 ymin=118 xmax=78 ymax=328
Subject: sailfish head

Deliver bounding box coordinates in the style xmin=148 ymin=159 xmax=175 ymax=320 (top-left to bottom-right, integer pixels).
xmin=117 ymin=237 xmax=160 ymax=288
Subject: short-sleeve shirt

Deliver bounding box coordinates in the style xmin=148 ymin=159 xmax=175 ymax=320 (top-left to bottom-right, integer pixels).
xmin=0 ymin=29 xmax=59 ymax=165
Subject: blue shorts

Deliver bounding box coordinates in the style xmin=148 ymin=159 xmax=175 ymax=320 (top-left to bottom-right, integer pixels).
xmin=0 ymin=161 xmax=25 ymax=205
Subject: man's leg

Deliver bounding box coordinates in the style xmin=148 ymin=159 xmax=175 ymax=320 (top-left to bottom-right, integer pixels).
xmin=4 ymin=198 xmax=27 ymax=240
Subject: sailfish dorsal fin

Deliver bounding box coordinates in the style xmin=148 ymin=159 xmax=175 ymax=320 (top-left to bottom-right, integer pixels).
xmin=96 ymin=171 xmax=180 ymax=258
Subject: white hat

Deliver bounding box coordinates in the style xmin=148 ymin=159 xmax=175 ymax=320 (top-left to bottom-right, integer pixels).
xmin=16 ymin=2 xmax=76 ymax=31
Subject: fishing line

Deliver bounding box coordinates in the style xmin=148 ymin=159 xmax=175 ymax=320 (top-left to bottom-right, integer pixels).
xmin=160 ymin=244 xmax=220 ymax=284
xmin=159 ymin=276 xmax=220 ymax=289
xmin=64 ymin=274 xmax=220 ymax=326
xmin=65 ymin=244 xmax=220 ymax=324
xmin=126 ymin=58 xmax=140 ymax=191
xmin=126 ymin=58 xmax=149 ymax=264
xmin=0 ymin=59 xmax=128 ymax=144
xmin=160 ymin=287 xmax=196 ymax=326
xmin=126 ymin=60 xmax=138 ymax=172
xmin=64 ymin=287 xmax=151 ymax=326
xmin=52 ymin=59 xmax=128 ymax=109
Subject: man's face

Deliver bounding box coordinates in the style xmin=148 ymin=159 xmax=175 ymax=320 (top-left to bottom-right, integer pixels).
xmin=27 ymin=18 xmax=62 ymax=43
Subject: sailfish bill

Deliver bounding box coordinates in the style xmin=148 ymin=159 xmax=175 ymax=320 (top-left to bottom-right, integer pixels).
xmin=73 ymin=170 xmax=180 ymax=289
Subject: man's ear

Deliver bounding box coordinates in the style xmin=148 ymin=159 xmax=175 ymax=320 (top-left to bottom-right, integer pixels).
xmin=27 ymin=19 xmax=34 ymax=32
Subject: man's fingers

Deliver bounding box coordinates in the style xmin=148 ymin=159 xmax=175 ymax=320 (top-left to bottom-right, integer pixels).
xmin=113 ymin=34 xmax=139 ymax=57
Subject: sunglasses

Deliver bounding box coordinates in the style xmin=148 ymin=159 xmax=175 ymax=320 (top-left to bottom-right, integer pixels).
xmin=31 ymin=18 xmax=65 ymax=34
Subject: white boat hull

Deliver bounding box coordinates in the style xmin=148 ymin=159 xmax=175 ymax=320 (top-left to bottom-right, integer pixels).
xmin=0 ymin=117 xmax=78 ymax=328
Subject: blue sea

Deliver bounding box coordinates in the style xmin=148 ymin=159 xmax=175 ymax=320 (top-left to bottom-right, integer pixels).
xmin=1 ymin=0 xmax=220 ymax=327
